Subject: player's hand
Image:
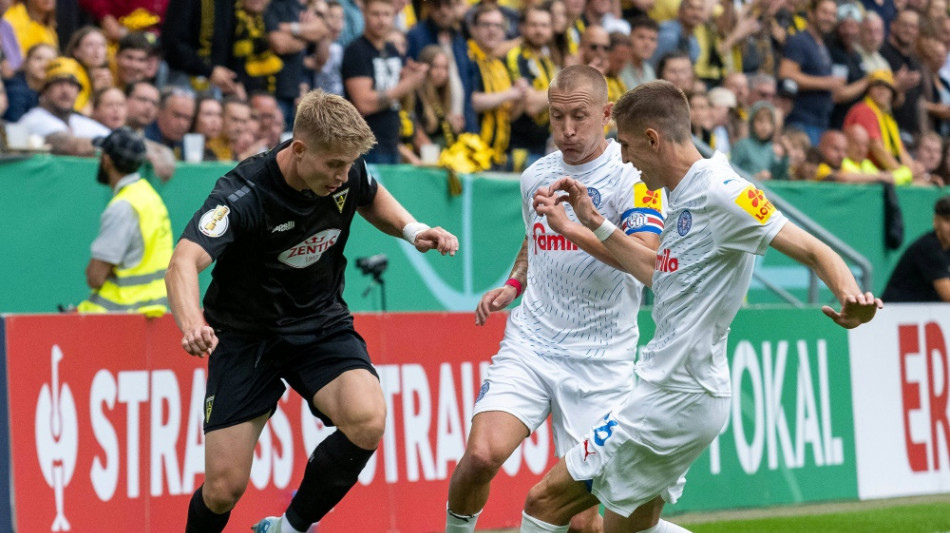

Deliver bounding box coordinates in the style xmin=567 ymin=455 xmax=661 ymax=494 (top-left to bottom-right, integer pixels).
xmin=181 ymin=325 xmax=218 ymax=357
xmin=475 ymin=285 xmax=517 ymax=325
xmin=533 ymin=188 xmax=571 ymax=234
xmin=414 ymin=226 xmax=459 ymax=256
xmin=821 ymin=292 xmax=883 ymax=329
xmin=547 ymin=177 xmax=601 ymax=228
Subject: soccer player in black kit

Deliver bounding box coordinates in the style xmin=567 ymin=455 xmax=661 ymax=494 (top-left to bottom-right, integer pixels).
xmin=165 ymin=89 xmax=459 ymax=533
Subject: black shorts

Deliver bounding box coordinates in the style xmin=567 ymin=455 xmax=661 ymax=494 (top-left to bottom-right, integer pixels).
xmin=203 ymin=327 xmax=378 ymax=432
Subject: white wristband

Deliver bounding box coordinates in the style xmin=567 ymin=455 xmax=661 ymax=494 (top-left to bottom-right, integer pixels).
xmin=403 ymin=222 xmax=431 ymax=244
xmin=592 ymin=219 xmax=617 ymax=242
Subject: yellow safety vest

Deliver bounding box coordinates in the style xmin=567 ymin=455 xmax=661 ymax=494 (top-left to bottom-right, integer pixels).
xmin=78 ymin=179 xmax=173 ymax=317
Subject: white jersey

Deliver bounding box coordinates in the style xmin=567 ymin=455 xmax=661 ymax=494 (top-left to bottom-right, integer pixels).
xmin=508 ymin=140 xmax=664 ymax=361
xmin=637 ymin=152 xmax=788 ymax=395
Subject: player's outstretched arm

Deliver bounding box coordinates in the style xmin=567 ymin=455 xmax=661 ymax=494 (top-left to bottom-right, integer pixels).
xmin=165 ymin=239 xmax=218 ymax=356
xmin=475 ymin=238 xmax=527 ymax=325
xmin=358 ymin=184 xmax=459 ymax=256
xmin=543 ymin=177 xmax=658 ymax=285
xmin=770 ymin=222 xmax=883 ymax=329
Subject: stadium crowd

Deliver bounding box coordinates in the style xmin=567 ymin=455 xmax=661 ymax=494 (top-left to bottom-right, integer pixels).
xmin=0 ymin=0 xmax=949 ymax=184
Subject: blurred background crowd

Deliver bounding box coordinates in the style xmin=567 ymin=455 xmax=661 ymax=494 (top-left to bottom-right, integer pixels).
xmin=1 ymin=0 xmax=950 ymax=185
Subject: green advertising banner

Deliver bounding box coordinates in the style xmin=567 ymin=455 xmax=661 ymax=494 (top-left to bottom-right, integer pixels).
xmin=0 ymin=155 xmax=946 ymax=313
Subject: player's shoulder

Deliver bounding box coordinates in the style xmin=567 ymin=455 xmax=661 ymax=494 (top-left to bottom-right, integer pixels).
xmin=696 ymin=153 xmax=752 ymax=202
xmin=522 ymin=150 xmax=564 ymax=182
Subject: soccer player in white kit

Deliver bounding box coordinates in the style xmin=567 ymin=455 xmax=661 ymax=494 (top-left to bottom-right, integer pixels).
xmin=445 ymin=66 xmax=674 ymax=533
xmin=519 ymin=80 xmax=883 ymax=533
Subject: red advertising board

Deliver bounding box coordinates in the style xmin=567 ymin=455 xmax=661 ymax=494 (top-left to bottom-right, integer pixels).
xmin=5 ymin=313 xmax=555 ymax=532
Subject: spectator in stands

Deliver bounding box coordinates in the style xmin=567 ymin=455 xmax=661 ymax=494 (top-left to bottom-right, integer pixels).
xmin=748 ymin=73 xmax=777 ymax=105
xmin=814 ymin=128 xmax=894 ymax=182
xmin=0 ymin=76 xmax=7 ymax=122
xmin=3 ymin=0 xmax=57 ymax=67
xmin=506 ymin=5 xmax=556 ymax=169
xmin=651 ymin=0 xmax=705 ymax=67
xmin=723 ymin=72 xmax=750 ymax=118
xmin=124 ymin=80 xmax=159 ymax=131
xmin=189 ymin=94 xmax=222 ymax=160
xmin=563 ymin=0 xmax=585 ymax=56
xmin=78 ymin=0 xmax=168 ymax=41
xmin=860 ymin=0 xmax=898 ymax=32
xmin=856 ymin=11 xmax=892 ymax=74
xmin=309 ymin=0 xmax=344 ymax=96
xmin=707 ymin=86 xmax=737 ymax=155
xmin=161 ymin=0 xmax=241 ymax=97
xmin=464 ymin=3 xmax=526 ymax=170
xmin=463 ymin=0 xmax=520 ymax=42
xmin=64 ymin=26 xmax=109 ymax=115
xmin=688 ymin=90 xmax=713 ymax=144
xmin=92 ymin=87 xmax=127 ymax=130
xmin=543 ymin=0 xmax=575 ymax=69
xmin=206 ymin=97 xmax=251 ymax=161
xmin=779 ymin=0 xmax=843 ymax=146
xmin=145 ymin=86 xmax=196 ymax=159
xmin=881 ymin=8 xmax=925 ymax=139
xmin=843 ymin=69 xmax=923 ymax=185
xmin=914 ymin=130 xmax=945 ymax=185
xmin=582 ymin=0 xmax=630 ymax=34
xmin=579 ymin=25 xmax=610 ymax=73
xmin=604 ymin=31 xmax=631 ymax=104
xmin=343 ymin=0 xmax=427 ymax=164
xmin=709 ymin=1 xmax=769 ymax=76
xmin=620 ymin=15 xmax=658 ymax=89
xmin=657 ymin=49 xmax=694 ymax=93
xmin=413 ymin=44 xmax=461 ymax=150
xmin=77 ymin=127 xmax=172 ymax=316
xmin=731 ymin=101 xmax=790 ymax=181
xmin=265 ymin=0 xmax=326 ymax=127
xmin=828 ymin=3 xmax=871 ymax=130
xmin=406 ymin=0 xmax=474 ymax=132
xmin=250 ymin=91 xmax=283 ymax=149
xmin=918 ymin=32 xmax=950 ymax=136
xmin=2 ymin=41 xmax=54 ymax=121
xmin=882 ymin=195 xmax=950 ymax=302
xmin=782 ymin=126 xmax=813 ymax=180
xmin=335 ymin=0 xmax=364 ymax=47
xmin=114 ymin=32 xmax=153 ymax=90
xmin=16 ymin=57 xmax=110 ymax=155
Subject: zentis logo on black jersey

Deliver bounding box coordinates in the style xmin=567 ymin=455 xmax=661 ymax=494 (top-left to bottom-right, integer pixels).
xmin=278 ymin=229 xmax=341 ymax=268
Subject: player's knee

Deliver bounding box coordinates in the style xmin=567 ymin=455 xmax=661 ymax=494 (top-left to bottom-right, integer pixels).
xmin=339 ymin=409 xmax=386 ymax=449
xmin=202 ymin=475 xmax=248 ymax=513
xmin=460 ymin=442 xmax=508 ymax=482
xmin=568 ymin=507 xmax=603 ymax=533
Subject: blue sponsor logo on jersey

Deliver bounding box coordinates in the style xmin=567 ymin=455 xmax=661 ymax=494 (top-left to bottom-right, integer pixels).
xmin=587 ymin=187 xmax=602 ymax=208
xmin=677 ymin=210 xmax=692 ymax=236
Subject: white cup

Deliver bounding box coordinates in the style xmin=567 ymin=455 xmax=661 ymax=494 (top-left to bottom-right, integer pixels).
xmin=420 ymin=143 xmax=440 ymax=165
xmin=183 ymin=133 xmax=205 ymax=163
xmin=4 ymin=123 xmax=29 ymax=150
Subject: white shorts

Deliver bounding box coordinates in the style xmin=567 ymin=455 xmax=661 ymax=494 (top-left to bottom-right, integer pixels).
xmin=472 ymin=329 xmax=635 ymax=456
xmin=565 ymin=380 xmax=729 ymax=517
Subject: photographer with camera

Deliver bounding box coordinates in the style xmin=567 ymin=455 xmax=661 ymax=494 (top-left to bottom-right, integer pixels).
xmin=166 ymin=90 xmax=458 ymax=533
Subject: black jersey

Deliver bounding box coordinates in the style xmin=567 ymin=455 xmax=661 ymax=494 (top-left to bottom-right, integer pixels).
xmin=181 ymin=141 xmax=379 ymax=334
xmin=882 ymin=231 xmax=950 ymax=303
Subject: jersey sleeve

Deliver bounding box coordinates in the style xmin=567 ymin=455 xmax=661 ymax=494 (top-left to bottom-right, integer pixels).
xmin=355 ymin=159 xmax=379 ymax=207
xmin=708 ymin=174 xmax=787 ymax=255
xmin=180 ymin=177 xmax=252 ymax=260
xmin=913 ymin=239 xmax=950 ymax=283
xmin=620 ymin=170 xmax=665 ymax=236
xmin=90 ymin=200 xmax=140 ymax=265
xmin=341 ymin=41 xmax=374 ymax=81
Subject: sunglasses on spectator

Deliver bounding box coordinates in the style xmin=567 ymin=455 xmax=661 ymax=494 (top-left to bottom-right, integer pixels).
xmin=587 ymin=43 xmax=609 ymax=51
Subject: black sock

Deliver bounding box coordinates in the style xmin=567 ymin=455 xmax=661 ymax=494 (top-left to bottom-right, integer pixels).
xmin=185 ymin=485 xmax=230 ymax=533
xmin=285 ymin=430 xmax=376 ymax=531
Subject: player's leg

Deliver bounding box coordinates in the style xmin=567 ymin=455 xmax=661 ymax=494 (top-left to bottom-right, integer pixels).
xmin=521 ymin=458 xmax=600 ymax=532
xmin=446 ymin=410 xmax=531 ymax=531
xmin=603 ymin=502 xmax=691 ymax=533
xmin=276 ymin=367 xmax=385 ymax=532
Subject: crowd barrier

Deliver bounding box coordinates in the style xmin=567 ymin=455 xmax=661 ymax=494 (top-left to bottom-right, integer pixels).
xmin=1 ymin=156 xmax=948 ymax=314
xmin=2 ymin=306 xmax=948 ymax=532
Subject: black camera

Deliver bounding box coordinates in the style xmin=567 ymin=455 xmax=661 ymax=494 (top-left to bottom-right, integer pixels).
xmin=356 ymin=254 xmax=388 ymax=276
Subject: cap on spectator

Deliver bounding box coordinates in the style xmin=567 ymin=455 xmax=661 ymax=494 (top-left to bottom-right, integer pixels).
xmin=707 ymin=87 xmax=737 ymax=109
xmin=777 ymin=78 xmax=798 ymax=99
xmin=867 ymin=69 xmax=897 ymax=98
xmin=43 ymin=57 xmax=83 ymax=90
xmin=837 ymin=2 xmax=863 ymax=23
xmin=94 ymin=127 xmax=148 ymax=173
xmin=936 ymin=196 xmax=950 ymax=217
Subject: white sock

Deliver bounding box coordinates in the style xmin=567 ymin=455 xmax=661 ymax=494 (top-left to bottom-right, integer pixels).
xmin=280 ymin=513 xmax=307 ymax=533
xmin=520 ymin=511 xmax=569 ymax=533
xmin=445 ymin=504 xmax=481 ymax=533
xmin=637 ymin=519 xmax=692 ymax=533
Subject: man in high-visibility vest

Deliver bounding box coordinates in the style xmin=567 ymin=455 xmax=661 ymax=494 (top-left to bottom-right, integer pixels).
xmin=78 ymin=127 xmax=172 ymax=316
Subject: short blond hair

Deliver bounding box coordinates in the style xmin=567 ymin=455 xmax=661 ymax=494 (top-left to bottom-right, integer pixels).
xmin=294 ymin=90 xmax=376 ymax=154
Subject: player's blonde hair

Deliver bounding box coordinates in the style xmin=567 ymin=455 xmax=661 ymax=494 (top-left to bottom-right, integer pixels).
xmin=294 ymin=89 xmax=376 ymax=154
xmin=549 ymin=64 xmax=607 ymax=104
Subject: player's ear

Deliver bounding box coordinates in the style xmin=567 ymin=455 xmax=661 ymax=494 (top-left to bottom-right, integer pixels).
xmin=645 ymin=128 xmax=660 ymax=150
